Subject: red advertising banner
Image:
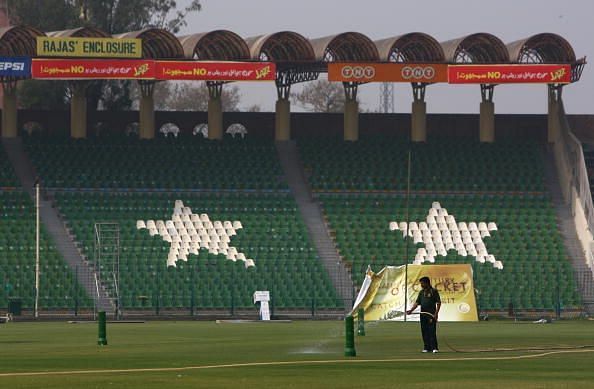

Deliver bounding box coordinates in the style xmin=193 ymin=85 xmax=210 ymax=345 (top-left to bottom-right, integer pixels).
xmin=328 ymin=62 xmax=448 ymax=83
xmin=448 ymin=64 xmax=571 ymax=84
xmin=328 ymin=63 xmax=448 ymax=83
xmin=31 ymin=59 xmax=155 ymax=79
xmin=156 ymin=61 xmax=276 ymax=81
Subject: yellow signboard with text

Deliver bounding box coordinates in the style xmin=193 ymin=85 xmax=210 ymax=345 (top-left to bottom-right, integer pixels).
xmin=37 ymin=37 xmax=142 ymax=58
xmin=351 ymin=264 xmax=478 ymax=322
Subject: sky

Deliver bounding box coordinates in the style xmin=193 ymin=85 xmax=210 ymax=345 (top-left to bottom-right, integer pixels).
xmin=179 ymin=0 xmax=593 ymax=114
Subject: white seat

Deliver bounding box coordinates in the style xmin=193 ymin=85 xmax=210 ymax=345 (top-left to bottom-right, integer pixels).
xmin=146 ymin=220 xmax=156 ymax=229
xmin=172 ymin=215 xmax=182 ymax=223
xmin=213 ymin=221 xmax=223 ymax=229
xmin=389 ymin=221 xmax=399 ymax=231
xmin=494 ymin=261 xmax=504 ymax=270
xmin=148 ymin=227 xmax=158 ymax=236
xmin=432 ymin=201 xmax=441 ymax=209
xmin=200 ymin=213 xmax=210 ymax=222
xmin=458 ymin=222 xmax=468 ymax=231
xmin=488 ymin=222 xmax=498 ymax=231
xmin=419 ymin=222 xmax=428 ymax=231
xmin=438 ymin=208 xmax=448 ymax=216
xmin=245 ymin=259 xmax=255 ymax=268
xmin=226 ymin=228 xmax=236 ymax=236
xmin=476 ymin=255 xmax=486 ymax=263
xmin=428 ymin=208 xmax=438 ymax=217
xmin=446 ymin=215 xmax=455 ymax=224
xmin=233 ymin=221 xmax=243 ymax=229
xmin=399 ymin=222 xmax=408 ymax=231
xmin=136 ymin=220 xmax=146 ymax=230
xmin=237 ymin=253 xmax=246 ymax=261
xmin=182 ymin=206 xmax=192 ymax=215
xmin=166 ymin=220 xmax=175 ymax=229
xmin=409 ymin=222 xmax=419 ymax=231
xmin=468 ymin=222 xmax=478 ymax=231
xmin=223 ymin=221 xmax=233 ymax=229
xmin=191 ymin=214 xmax=200 ymax=222
xmin=226 ymin=253 xmax=237 ymax=261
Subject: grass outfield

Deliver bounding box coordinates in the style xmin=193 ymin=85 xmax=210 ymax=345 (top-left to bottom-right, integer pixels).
xmin=0 ymin=320 xmax=593 ymax=388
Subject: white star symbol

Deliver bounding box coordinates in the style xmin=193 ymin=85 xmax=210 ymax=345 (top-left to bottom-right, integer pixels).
xmin=136 ymin=200 xmax=255 ymax=268
xmin=389 ymin=202 xmax=503 ymax=269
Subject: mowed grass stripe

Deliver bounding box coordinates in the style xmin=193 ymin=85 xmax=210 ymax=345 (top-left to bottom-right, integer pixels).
xmin=1 ymin=348 xmax=594 ymax=378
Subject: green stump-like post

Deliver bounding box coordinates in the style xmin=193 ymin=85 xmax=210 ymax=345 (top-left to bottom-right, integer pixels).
xmin=357 ymin=308 xmax=366 ymax=336
xmin=97 ymin=311 xmax=108 ymax=346
xmin=344 ymin=315 xmax=356 ymax=357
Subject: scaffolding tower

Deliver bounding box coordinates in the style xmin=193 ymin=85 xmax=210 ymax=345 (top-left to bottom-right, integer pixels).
xmin=94 ymin=222 xmax=121 ymax=318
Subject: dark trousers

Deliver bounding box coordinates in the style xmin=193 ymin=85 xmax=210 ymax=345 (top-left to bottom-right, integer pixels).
xmin=420 ymin=314 xmax=438 ymax=351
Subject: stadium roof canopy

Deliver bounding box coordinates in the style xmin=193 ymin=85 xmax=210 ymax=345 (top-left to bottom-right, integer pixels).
xmin=115 ymin=28 xmax=184 ymax=59
xmin=375 ymin=32 xmax=445 ymax=62
xmin=0 ymin=25 xmax=44 ymax=57
xmin=311 ymin=32 xmax=379 ymax=62
xmin=48 ymin=26 xmax=109 ymax=38
xmin=507 ymin=33 xmax=576 ymax=63
xmin=441 ymin=33 xmax=510 ymax=63
xmin=246 ymin=31 xmax=315 ymax=62
xmin=179 ymin=30 xmax=249 ymax=60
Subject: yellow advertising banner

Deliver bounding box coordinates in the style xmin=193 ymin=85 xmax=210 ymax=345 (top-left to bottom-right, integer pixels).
xmin=351 ymin=264 xmax=478 ymax=322
xmin=37 ymin=37 xmax=142 ymax=58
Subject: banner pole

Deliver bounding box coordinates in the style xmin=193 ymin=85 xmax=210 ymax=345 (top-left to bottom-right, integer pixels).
xmin=404 ymin=149 xmax=411 ymax=322
xmin=34 ymin=181 xmax=40 ymax=319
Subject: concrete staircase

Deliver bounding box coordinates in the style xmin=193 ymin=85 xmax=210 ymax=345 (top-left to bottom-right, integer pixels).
xmin=2 ymin=138 xmax=113 ymax=314
xmin=276 ymin=141 xmax=354 ymax=310
xmin=544 ymin=146 xmax=594 ymax=314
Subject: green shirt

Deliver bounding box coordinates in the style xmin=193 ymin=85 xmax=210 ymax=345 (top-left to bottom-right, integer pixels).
xmin=415 ymin=287 xmax=441 ymax=314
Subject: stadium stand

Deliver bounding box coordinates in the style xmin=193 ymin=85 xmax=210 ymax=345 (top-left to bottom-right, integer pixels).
xmin=0 ymin=142 xmax=91 ymax=311
xmin=299 ymin=135 xmax=581 ymax=310
xmin=24 ymin=136 xmax=287 ymax=190
xmin=26 ymin=136 xmax=341 ymax=310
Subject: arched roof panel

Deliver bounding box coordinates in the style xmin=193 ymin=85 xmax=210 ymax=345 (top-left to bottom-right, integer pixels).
xmin=375 ymin=32 xmax=445 ymax=62
xmin=48 ymin=26 xmax=109 ymax=38
xmin=311 ymin=32 xmax=379 ymax=62
xmin=507 ymin=33 xmax=576 ymax=63
xmin=0 ymin=25 xmax=45 ymax=57
xmin=441 ymin=33 xmax=509 ymax=63
xmin=178 ymin=30 xmax=249 ymax=60
xmin=115 ymin=28 xmax=183 ymax=59
xmin=246 ymin=31 xmax=314 ymax=61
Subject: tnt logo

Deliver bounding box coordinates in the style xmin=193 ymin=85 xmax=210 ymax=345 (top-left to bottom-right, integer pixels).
xmin=341 ymin=65 xmax=376 ymax=80
xmin=0 ymin=62 xmax=25 ymax=71
xmin=402 ymin=66 xmax=436 ymax=81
